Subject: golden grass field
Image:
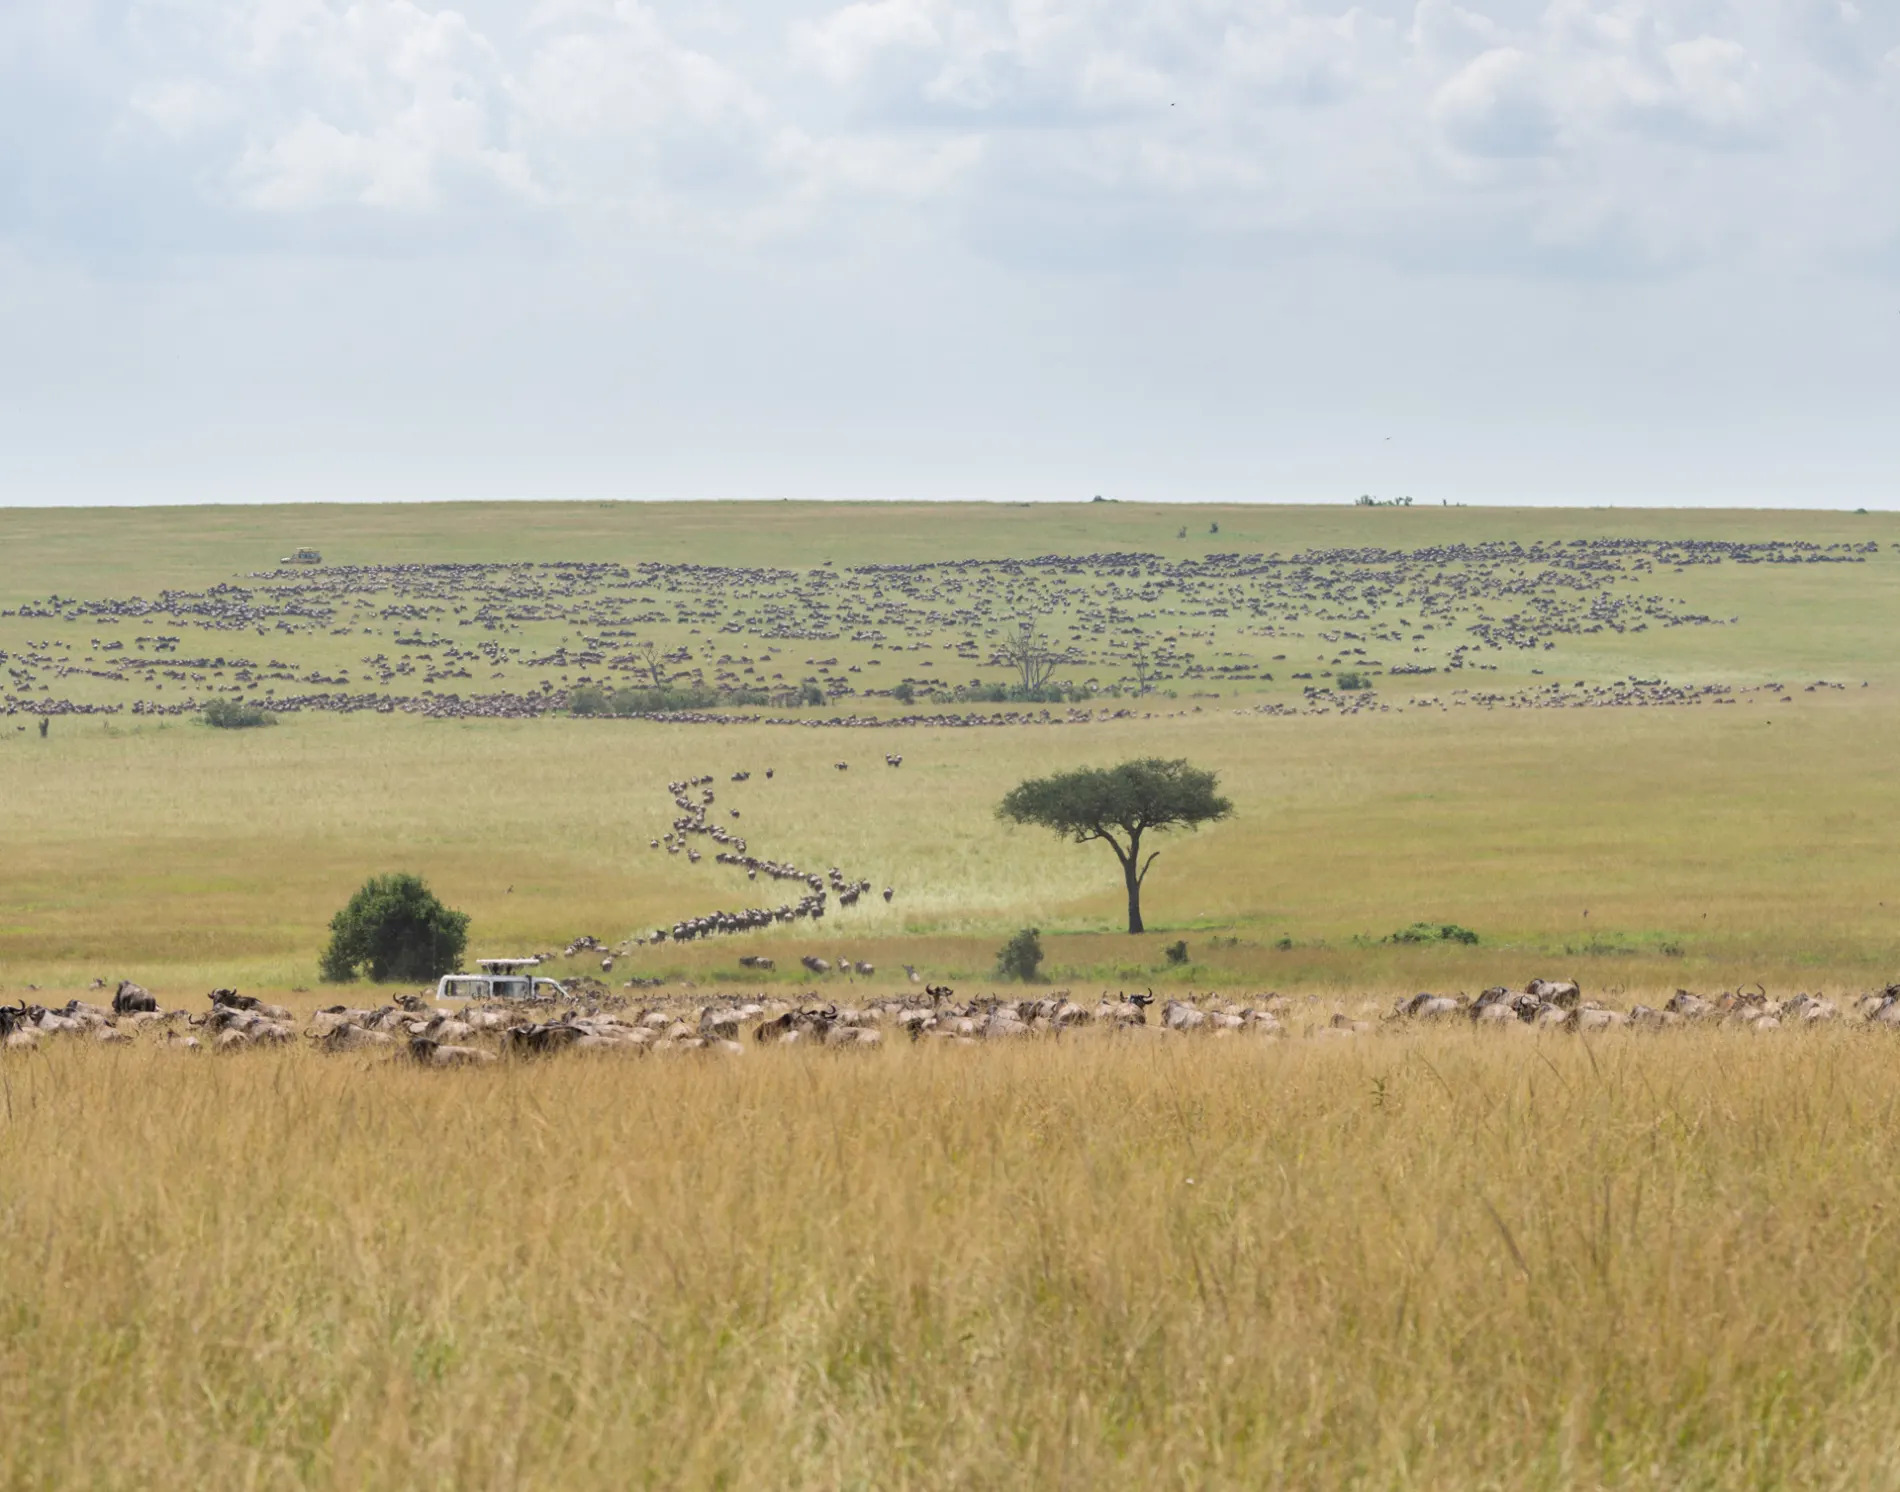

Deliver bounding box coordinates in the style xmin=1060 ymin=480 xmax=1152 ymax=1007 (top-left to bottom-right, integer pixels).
xmin=10 ymin=1030 xmax=1900 ymax=1490
xmin=2 ymin=499 xmax=1899 ymax=1487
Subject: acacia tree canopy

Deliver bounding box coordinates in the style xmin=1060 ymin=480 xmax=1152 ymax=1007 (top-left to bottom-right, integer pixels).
xmin=997 ymin=758 xmax=1233 ymax=934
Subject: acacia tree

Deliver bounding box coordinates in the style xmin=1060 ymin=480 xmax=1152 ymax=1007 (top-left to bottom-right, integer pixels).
xmin=998 ymin=759 xmax=1233 ymax=934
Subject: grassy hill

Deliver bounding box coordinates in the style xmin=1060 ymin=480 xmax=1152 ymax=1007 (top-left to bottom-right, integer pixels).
xmin=1 ymin=500 xmax=1894 ymax=996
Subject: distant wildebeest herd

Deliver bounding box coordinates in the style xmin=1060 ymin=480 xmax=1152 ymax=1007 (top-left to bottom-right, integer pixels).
xmin=3 ymin=537 xmax=1876 ymax=723
xmin=3 ymin=978 xmax=1895 ymax=1064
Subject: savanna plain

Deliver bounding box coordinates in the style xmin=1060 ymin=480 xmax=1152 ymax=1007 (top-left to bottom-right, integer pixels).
xmin=2 ymin=500 xmax=1899 ymax=1489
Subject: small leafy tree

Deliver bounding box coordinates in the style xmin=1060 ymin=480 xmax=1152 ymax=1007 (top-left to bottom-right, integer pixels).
xmin=996 ymin=928 xmax=1045 ymax=981
xmin=320 ymin=873 xmax=469 ymax=983
xmin=999 ymin=759 xmax=1233 ymax=934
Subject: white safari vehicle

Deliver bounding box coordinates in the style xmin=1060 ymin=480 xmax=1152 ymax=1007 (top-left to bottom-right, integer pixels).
xmin=435 ymin=958 xmax=569 ymax=1002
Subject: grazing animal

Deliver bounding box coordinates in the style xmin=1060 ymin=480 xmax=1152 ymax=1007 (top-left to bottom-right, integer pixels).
xmin=112 ymin=981 xmax=157 ymax=1015
xmin=1526 ymin=978 xmax=1582 ymax=1009
xmin=410 ymin=1036 xmax=496 ymax=1067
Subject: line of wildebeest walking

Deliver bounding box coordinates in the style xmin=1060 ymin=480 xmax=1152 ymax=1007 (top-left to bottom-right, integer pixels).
xmin=630 ymin=769 xmax=891 ymax=949
xmin=2 ymin=976 xmax=1896 ymax=1066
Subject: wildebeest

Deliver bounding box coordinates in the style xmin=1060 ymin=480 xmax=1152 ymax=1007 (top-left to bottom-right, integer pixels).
xmin=112 ymin=980 xmax=157 ymax=1015
xmin=1526 ymin=978 xmax=1581 ymax=1009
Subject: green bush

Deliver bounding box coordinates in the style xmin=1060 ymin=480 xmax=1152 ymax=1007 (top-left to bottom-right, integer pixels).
xmin=996 ymin=927 xmax=1045 ymax=982
xmin=892 ymin=681 xmax=915 ymax=704
xmin=200 ymin=698 xmax=277 ymax=729
xmin=320 ymin=872 xmax=470 ymax=983
xmin=569 ymin=684 xmax=721 ymax=716
xmin=1336 ymin=671 xmax=1372 ymax=691
xmin=1164 ymin=939 xmax=1189 ymax=966
xmin=960 ymin=682 xmax=1082 ymax=705
xmin=1386 ymin=921 xmax=1479 ymax=946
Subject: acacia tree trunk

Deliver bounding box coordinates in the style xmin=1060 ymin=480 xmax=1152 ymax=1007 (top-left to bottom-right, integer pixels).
xmin=1113 ymin=828 xmax=1148 ymax=934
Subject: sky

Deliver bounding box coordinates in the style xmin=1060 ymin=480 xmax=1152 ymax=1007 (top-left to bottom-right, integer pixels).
xmin=1 ymin=0 xmax=1896 ymax=508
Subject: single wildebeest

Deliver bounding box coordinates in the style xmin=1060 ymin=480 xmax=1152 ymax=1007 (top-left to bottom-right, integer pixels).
xmin=112 ymin=981 xmax=158 ymax=1015
xmin=1526 ymin=978 xmax=1581 ymax=1009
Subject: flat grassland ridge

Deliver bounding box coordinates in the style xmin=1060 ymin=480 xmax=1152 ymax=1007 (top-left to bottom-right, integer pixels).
xmin=0 ymin=501 xmax=1894 ymax=995
xmin=2 ymin=500 xmax=1899 ymax=1489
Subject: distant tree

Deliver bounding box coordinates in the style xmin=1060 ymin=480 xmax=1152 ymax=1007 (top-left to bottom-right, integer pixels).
xmin=998 ymin=759 xmax=1233 ymax=934
xmin=320 ymin=873 xmax=469 ymax=983
xmin=996 ymin=619 xmax=1059 ymax=695
xmin=1126 ymin=634 xmax=1157 ymax=695
xmin=892 ymin=680 xmax=916 ymax=704
xmin=631 ymin=640 xmax=669 ymax=689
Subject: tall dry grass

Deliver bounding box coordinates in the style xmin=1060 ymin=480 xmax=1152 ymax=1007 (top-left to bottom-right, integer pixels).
xmin=4 ymin=1030 xmax=1900 ymax=1488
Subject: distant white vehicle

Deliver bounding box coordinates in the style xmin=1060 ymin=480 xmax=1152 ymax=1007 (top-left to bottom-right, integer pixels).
xmin=435 ymin=958 xmax=568 ymax=1002
xmin=279 ymin=546 xmax=323 ymax=564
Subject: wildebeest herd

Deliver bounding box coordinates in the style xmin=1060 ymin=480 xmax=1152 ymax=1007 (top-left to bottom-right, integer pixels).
xmin=3 ymin=537 xmax=1874 ymax=722
xmin=634 ymin=772 xmax=887 ymax=947
xmin=4 ymin=977 xmax=1894 ymax=1062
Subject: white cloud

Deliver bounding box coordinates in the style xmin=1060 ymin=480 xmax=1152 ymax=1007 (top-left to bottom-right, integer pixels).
xmin=28 ymin=0 xmax=1868 ymax=275
xmin=1433 ymin=46 xmax=1558 ymax=156
xmin=129 ymin=78 xmax=235 ymax=138
xmin=791 ymin=0 xmax=942 ymax=83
